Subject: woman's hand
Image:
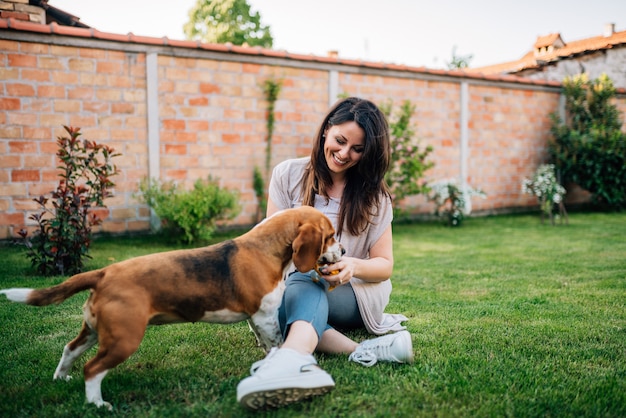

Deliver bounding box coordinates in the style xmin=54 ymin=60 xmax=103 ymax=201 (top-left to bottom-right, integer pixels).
xmin=320 ymin=224 xmax=394 ymax=287
xmin=320 ymin=256 xmax=357 ymax=287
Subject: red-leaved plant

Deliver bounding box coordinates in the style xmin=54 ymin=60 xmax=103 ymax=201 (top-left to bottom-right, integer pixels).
xmin=17 ymin=126 xmax=120 ymax=276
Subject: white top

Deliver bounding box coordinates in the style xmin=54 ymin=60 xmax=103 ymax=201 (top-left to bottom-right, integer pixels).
xmin=269 ymin=157 xmax=407 ymax=335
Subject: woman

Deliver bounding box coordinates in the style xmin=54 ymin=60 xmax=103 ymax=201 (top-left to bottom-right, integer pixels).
xmin=237 ymin=97 xmax=412 ymax=409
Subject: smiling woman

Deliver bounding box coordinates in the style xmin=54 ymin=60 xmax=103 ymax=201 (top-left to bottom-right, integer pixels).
xmin=236 ymin=97 xmax=412 ymax=410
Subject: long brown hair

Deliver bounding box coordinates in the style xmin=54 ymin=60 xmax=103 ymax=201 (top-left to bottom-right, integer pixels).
xmin=300 ymin=97 xmax=391 ymax=236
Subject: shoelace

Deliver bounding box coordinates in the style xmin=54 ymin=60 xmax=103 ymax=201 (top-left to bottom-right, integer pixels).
xmin=249 ymin=348 xmax=321 ymax=375
xmin=361 ymin=340 xmax=395 ymax=361
xmin=348 ymin=349 xmax=377 ymax=367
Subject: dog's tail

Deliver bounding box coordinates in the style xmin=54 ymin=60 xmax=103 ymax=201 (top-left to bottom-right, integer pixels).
xmin=0 ymin=269 xmax=103 ymax=306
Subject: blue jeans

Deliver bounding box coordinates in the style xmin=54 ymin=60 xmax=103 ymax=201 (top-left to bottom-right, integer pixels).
xmin=278 ymin=271 xmax=364 ymax=341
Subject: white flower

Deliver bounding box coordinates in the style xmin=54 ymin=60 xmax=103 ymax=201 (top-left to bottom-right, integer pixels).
xmin=522 ymin=164 xmax=566 ymax=212
xmin=428 ymin=179 xmax=486 ymax=216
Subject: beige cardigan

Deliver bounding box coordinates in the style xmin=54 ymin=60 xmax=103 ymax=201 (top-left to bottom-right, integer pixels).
xmin=268 ymin=157 xmax=408 ymax=335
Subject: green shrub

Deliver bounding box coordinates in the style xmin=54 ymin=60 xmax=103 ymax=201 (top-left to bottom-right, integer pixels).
xmin=380 ymin=100 xmax=435 ymax=214
xmin=253 ymin=77 xmax=282 ymax=223
xmin=549 ymin=73 xmax=626 ymax=210
xmin=252 ymin=166 xmax=266 ymax=223
xmin=138 ymin=177 xmax=240 ymax=244
xmin=16 ymin=126 xmax=120 ymax=275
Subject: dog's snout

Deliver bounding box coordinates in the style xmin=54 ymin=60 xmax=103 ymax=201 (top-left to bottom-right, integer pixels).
xmin=318 ymin=241 xmax=344 ymax=265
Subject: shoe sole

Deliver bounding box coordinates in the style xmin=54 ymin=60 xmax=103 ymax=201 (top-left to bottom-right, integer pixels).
xmin=239 ymin=384 xmax=334 ymax=410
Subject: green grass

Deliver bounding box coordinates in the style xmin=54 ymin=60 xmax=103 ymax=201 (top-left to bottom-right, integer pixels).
xmin=1 ymin=212 xmax=625 ymax=417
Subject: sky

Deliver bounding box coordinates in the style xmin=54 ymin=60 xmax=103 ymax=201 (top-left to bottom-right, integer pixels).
xmin=52 ymin=0 xmax=626 ymax=68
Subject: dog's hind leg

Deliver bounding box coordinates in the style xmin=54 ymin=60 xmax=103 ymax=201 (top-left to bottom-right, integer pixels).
xmin=85 ymin=369 xmax=112 ymax=410
xmin=82 ymin=330 xmax=145 ymax=409
xmin=54 ymin=321 xmax=98 ymax=381
xmin=82 ymin=305 xmax=149 ymax=409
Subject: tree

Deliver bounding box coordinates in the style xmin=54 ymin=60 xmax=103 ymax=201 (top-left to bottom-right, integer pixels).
xmin=446 ymin=45 xmax=473 ymax=70
xmin=184 ymin=0 xmax=273 ymax=47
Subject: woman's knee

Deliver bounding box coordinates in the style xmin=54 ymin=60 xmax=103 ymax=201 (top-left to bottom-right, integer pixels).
xmin=280 ymin=271 xmax=329 ymax=338
xmin=284 ymin=271 xmax=325 ymax=294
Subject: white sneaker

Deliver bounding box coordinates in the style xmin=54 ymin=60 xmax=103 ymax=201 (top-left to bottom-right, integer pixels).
xmin=237 ymin=348 xmax=335 ymax=410
xmin=348 ymin=330 xmax=414 ymax=367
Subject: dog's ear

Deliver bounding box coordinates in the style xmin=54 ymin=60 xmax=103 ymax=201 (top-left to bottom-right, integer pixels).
xmin=292 ymin=223 xmax=323 ymax=272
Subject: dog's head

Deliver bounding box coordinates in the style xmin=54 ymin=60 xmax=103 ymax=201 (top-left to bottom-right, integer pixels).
xmin=290 ymin=206 xmax=344 ymax=273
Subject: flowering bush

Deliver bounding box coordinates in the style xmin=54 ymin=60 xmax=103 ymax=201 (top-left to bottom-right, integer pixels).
xmin=522 ymin=164 xmax=567 ymax=224
xmin=428 ymin=179 xmax=485 ymax=226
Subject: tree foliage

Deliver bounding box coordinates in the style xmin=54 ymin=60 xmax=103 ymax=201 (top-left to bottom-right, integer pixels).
xmin=184 ymin=0 xmax=273 ymax=47
xmin=446 ymin=45 xmax=473 ymax=70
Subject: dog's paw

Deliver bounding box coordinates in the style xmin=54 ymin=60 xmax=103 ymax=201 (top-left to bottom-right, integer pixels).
xmin=53 ymin=373 xmax=72 ymax=381
xmin=93 ymin=400 xmax=113 ymax=411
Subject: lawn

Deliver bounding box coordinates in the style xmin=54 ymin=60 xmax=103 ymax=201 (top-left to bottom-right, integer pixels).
xmin=0 ymin=212 xmax=624 ymax=417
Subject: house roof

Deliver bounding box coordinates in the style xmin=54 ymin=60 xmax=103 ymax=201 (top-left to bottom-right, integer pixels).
xmin=29 ymin=0 xmax=89 ymax=27
xmin=469 ymin=24 xmax=626 ymax=75
xmin=534 ymin=33 xmax=564 ymax=49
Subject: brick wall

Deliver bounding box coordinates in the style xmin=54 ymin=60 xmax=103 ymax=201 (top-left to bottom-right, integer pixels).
xmin=1 ymin=23 xmax=625 ymax=240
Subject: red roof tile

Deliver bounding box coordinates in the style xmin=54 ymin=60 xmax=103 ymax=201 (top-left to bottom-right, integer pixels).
xmin=470 ymin=26 xmax=626 ymax=75
xmin=534 ymin=33 xmax=563 ymax=49
xmin=0 ymin=17 xmax=564 ymax=89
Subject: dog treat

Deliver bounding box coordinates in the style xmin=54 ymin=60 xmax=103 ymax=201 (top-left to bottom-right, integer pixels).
xmin=316 ymin=263 xmax=339 ymax=275
xmin=312 ymin=264 xmax=340 ymax=291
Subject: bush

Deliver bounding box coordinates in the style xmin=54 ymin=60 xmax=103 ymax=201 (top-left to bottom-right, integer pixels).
xmin=16 ymin=126 xmax=120 ymax=275
xmin=138 ymin=177 xmax=240 ymax=244
xmin=428 ymin=179 xmax=485 ymax=226
xmin=380 ymin=100 xmax=434 ymax=214
xmin=522 ymin=164 xmax=568 ymax=224
xmin=252 ymin=166 xmax=266 ymax=223
xmin=549 ymin=73 xmax=626 ymax=210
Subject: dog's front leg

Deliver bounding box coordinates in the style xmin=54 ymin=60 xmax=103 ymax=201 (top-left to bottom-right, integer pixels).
xmin=246 ymin=319 xmax=265 ymax=350
xmin=248 ymin=313 xmax=282 ymax=353
xmin=248 ymin=281 xmax=285 ymax=352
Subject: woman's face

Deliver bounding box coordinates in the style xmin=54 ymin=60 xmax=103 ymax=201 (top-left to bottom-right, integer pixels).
xmin=323 ymin=121 xmax=365 ymax=177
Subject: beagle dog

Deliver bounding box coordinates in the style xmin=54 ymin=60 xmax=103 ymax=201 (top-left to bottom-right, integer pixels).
xmin=0 ymin=206 xmax=343 ymax=410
